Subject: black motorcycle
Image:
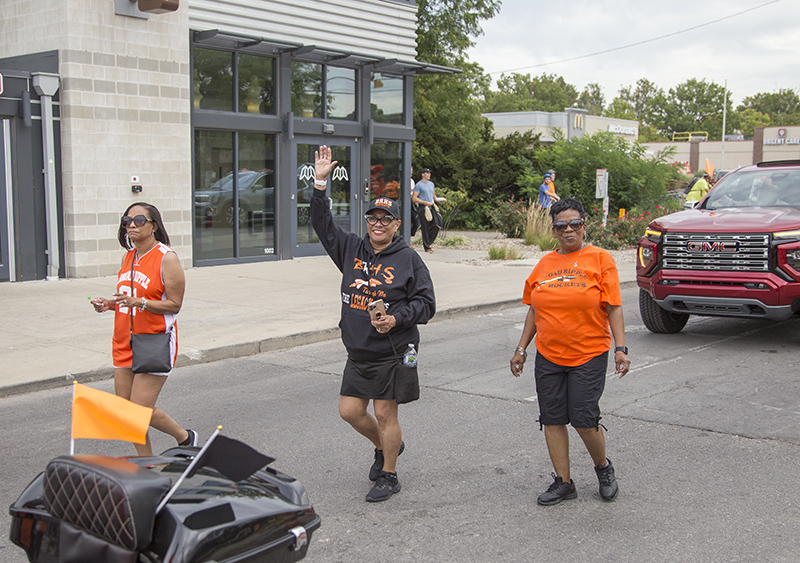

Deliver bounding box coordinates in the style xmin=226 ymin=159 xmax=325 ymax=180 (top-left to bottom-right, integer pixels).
xmin=9 ymin=442 xmax=320 ymax=563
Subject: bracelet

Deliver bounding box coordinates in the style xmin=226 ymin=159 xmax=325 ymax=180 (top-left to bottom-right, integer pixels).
xmin=139 ymin=298 xmax=147 ymax=311
xmin=515 ymin=346 xmax=527 ymax=358
xmin=314 ymin=179 xmax=326 ymax=186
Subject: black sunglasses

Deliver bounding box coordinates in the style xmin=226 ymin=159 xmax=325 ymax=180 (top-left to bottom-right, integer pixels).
xmin=553 ymin=219 xmax=584 ymax=232
xmin=121 ymin=214 xmax=153 ymax=228
xmin=365 ymin=214 xmax=395 ymax=227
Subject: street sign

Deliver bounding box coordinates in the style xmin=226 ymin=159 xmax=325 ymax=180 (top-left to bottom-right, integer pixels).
xmin=595 ymin=169 xmax=608 ymax=199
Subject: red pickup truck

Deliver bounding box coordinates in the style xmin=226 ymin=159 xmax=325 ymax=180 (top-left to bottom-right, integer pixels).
xmin=636 ymin=160 xmax=800 ymax=332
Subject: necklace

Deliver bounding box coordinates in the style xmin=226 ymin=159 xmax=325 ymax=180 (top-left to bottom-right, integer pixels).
xmin=562 ymin=244 xmax=585 ymax=267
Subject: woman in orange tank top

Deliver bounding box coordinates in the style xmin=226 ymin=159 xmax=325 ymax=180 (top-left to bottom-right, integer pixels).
xmin=90 ymin=202 xmax=197 ymax=455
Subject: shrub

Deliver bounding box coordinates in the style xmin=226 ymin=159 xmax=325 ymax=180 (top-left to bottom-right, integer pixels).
xmin=488 ymin=198 xmax=528 ymax=238
xmin=586 ymin=205 xmax=675 ymax=250
xmin=488 ymin=245 xmax=521 ymax=260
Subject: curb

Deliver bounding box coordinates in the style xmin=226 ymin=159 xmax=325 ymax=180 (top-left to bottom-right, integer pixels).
xmin=0 ymin=301 xmax=525 ymax=399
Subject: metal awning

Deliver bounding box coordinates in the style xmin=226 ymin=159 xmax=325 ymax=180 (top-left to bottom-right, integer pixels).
xmin=192 ymin=29 xmax=460 ymax=76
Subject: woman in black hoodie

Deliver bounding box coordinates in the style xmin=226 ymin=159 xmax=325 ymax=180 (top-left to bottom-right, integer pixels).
xmin=311 ymin=146 xmax=436 ymax=503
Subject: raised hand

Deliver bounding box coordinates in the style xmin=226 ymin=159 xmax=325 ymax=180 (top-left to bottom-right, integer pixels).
xmin=314 ymin=145 xmax=338 ymax=186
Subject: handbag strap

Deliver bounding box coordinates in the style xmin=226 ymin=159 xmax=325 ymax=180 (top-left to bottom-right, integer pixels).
xmin=129 ymin=251 xmax=136 ymax=336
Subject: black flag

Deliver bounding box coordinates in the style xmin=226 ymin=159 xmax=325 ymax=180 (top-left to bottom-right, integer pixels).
xmin=186 ymin=435 xmax=274 ymax=482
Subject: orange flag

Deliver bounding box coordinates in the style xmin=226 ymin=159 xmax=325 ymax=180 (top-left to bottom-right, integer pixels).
xmin=72 ymin=382 xmax=152 ymax=444
xmin=705 ymin=158 xmax=714 ymax=177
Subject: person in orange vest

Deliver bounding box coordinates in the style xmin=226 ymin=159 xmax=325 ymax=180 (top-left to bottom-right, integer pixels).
xmin=547 ymin=169 xmax=561 ymax=203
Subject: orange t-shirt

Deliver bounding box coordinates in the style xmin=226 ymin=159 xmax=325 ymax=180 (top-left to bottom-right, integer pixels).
xmin=522 ymin=245 xmax=621 ymax=366
xmin=112 ymin=244 xmax=178 ymax=367
xmin=548 ymin=180 xmax=556 ymax=196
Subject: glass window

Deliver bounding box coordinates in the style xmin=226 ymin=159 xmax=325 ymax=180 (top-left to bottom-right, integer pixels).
xmin=370 ymin=141 xmax=405 ymax=215
xmin=194 ymin=131 xmax=234 ymax=260
xmin=238 ymin=133 xmax=277 ymax=257
xmin=326 ymin=67 xmax=357 ymax=120
xmin=193 ymin=48 xmax=233 ymax=111
xmin=291 ymin=62 xmax=323 ymax=118
xmin=370 ymin=73 xmax=404 ymax=124
xmin=238 ymin=54 xmax=276 ymax=115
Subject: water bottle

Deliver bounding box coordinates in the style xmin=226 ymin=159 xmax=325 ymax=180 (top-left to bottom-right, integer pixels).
xmin=403 ymin=344 xmax=417 ymax=367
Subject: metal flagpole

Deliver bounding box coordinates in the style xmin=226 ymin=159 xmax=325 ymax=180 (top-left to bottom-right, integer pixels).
xmin=70 ymin=381 xmax=76 ymax=455
xmin=156 ymin=425 xmax=221 ymax=514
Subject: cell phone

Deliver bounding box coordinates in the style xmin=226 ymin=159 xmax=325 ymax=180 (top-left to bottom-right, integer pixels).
xmin=367 ymin=299 xmax=386 ymax=321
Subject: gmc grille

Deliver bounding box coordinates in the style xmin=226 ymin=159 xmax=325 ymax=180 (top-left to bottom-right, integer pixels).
xmin=662 ymin=233 xmax=770 ymax=271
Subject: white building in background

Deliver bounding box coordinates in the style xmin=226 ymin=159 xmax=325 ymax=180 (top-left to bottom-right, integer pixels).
xmin=482 ymin=108 xmax=639 ymax=143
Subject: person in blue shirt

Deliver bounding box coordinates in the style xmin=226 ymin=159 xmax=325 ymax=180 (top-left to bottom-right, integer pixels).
xmin=412 ymin=168 xmax=439 ymax=253
xmin=539 ymin=174 xmax=553 ymax=208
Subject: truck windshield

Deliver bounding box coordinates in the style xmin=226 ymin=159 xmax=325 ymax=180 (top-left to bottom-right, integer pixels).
xmin=705 ymin=169 xmax=800 ymax=209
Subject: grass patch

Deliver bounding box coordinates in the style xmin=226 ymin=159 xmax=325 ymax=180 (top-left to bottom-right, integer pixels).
xmin=488 ymin=245 xmax=521 ymax=260
xmin=440 ymin=235 xmax=469 ymax=247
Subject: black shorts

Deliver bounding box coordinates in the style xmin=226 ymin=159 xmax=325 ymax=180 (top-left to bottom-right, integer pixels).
xmin=341 ymin=356 xmax=397 ymax=400
xmin=534 ymin=351 xmax=608 ymax=429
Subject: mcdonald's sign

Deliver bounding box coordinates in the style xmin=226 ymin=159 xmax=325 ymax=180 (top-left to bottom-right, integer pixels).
xmin=573 ymin=112 xmax=584 ymax=130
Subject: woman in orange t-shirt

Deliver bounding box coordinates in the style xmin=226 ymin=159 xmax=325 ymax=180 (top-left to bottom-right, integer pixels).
xmin=510 ymin=197 xmax=630 ymax=506
xmin=90 ymin=202 xmax=196 ymax=456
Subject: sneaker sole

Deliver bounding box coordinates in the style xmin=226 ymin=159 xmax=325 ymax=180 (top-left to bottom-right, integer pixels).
xmin=537 ymin=491 xmax=577 ymax=506
xmin=366 ymin=484 xmax=401 ymax=503
xmin=600 ymin=487 xmax=618 ymax=501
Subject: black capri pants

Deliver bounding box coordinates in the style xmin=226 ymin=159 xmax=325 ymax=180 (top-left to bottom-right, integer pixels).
xmin=534 ymin=351 xmax=608 ymax=429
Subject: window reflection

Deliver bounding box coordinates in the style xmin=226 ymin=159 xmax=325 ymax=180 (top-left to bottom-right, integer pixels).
xmin=194 ymin=131 xmax=234 ymax=259
xmin=291 ymin=62 xmax=322 ymax=118
xmin=193 ymin=48 xmax=233 ymax=111
xmin=370 ymin=73 xmax=404 ymax=124
xmin=238 ymin=55 xmax=275 ymax=114
xmin=370 ymin=143 xmax=404 ymax=218
xmin=238 ymin=133 xmax=276 ymax=257
xmin=326 ymin=67 xmax=356 ymax=120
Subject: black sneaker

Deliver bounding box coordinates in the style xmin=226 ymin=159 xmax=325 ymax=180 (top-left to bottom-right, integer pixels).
xmin=366 ymin=471 xmax=401 ymax=502
xmin=179 ymin=429 xmax=198 ymax=447
xmin=537 ymin=474 xmax=577 ymax=506
xmin=369 ymin=440 xmax=405 ymax=482
xmin=595 ymin=458 xmax=618 ymax=501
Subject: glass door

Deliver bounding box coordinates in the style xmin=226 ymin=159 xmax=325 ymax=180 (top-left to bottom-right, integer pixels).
xmin=292 ymin=138 xmax=357 ymax=257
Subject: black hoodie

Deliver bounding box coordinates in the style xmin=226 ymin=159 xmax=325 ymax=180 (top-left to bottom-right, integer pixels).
xmin=311 ymin=188 xmax=436 ymax=360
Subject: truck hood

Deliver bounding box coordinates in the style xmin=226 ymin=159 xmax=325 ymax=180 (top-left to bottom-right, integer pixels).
xmin=649 ymin=207 xmax=800 ymax=233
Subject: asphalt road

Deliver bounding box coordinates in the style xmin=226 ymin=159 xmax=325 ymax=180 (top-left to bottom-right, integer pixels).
xmin=2 ymin=285 xmax=800 ymax=562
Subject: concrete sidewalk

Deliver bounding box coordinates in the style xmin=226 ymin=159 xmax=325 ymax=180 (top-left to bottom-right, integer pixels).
xmin=0 ymin=246 xmax=636 ymax=396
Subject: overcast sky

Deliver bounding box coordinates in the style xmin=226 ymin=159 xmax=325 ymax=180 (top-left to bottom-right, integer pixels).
xmin=466 ymin=0 xmax=800 ymax=106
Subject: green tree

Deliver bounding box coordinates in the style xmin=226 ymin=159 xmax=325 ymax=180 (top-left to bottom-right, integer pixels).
xmin=483 ymin=73 xmax=579 ymax=113
xmin=736 ymin=108 xmax=772 ymax=136
xmin=649 ymin=79 xmax=733 ymax=141
xmin=737 ymin=88 xmax=800 ymax=127
xmin=577 ymin=83 xmax=605 ymax=116
xmin=605 ymin=78 xmax=667 ymax=141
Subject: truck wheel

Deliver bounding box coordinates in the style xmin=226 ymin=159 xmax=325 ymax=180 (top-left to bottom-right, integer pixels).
xmin=639 ymin=289 xmax=689 ymax=333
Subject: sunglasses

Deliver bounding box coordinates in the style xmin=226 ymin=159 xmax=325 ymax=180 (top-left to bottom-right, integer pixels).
xmin=121 ymin=214 xmax=153 ymax=228
xmin=365 ymin=214 xmax=395 ymax=227
xmin=553 ymin=219 xmax=585 ymax=232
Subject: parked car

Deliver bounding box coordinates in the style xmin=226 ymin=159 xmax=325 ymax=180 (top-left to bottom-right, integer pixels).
xmin=195 ymin=170 xmax=274 ymax=228
xmin=9 ymin=445 xmax=320 ymax=563
xmin=637 ymin=160 xmax=800 ymax=333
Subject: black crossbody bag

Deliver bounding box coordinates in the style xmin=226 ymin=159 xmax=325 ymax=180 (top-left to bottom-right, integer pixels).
xmin=129 ymin=254 xmax=172 ymax=374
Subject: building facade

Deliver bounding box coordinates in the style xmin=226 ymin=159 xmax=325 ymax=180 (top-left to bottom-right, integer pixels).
xmin=0 ymin=0 xmax=449 ymax=282
xmin=482 ymin=108 xmax=639 ymax=143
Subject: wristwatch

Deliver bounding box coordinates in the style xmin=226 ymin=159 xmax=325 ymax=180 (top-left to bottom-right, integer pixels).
xmin=614 ymin=346 xmax=628 ymax=354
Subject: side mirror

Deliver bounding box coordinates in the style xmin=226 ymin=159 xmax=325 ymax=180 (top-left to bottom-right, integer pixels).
xmin=683 ymin=200 xmax=699 ymax=210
